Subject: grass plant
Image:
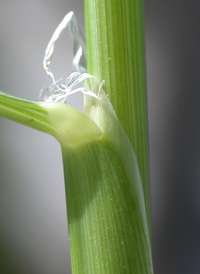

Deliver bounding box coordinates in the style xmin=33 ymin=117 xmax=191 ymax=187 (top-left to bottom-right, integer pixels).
xmin=0 ymin=1 xmax=153 ymax=273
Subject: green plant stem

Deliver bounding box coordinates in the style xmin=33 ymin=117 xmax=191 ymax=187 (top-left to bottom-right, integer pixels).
xmin=62 ymin=139 xmax=152 ymax=274
xmin=63 ymin=88 xmax=153 ymax=273
xmin=84 ymin=0 xmax=150 ymax=232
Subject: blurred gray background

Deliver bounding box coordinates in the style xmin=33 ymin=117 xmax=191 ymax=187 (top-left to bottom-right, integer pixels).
xmin=0 ymin=1 xmax=199 ymax=273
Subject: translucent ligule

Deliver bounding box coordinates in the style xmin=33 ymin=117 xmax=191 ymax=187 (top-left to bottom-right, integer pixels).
xmin=40 ymin=72 xmax=99 ymax=103
xmin=41 ymin=11 xmax=98 ymax=103
xmin=43 ymin=11 xmax=86 ymax=79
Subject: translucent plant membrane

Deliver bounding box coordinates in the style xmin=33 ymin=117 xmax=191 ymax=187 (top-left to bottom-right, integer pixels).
xmin=43 ymin=11 xmax=87 ymax=78
xmin=40 ymin=72 xmax=99 ymax=103
xmin=41 ymin=11 xmax=98 ymax=104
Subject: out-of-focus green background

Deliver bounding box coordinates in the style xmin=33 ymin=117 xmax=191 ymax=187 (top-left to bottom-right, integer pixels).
xmin=0 ymin=1 xmax=200 ymax=273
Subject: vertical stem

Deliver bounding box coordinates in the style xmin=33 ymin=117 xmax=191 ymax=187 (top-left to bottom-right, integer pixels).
xmin=84 ymin=0 xmax=150 ymax=234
